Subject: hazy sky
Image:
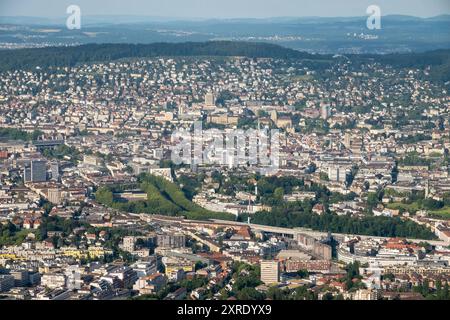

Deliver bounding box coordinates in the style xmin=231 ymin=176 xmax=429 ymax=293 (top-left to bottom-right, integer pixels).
xmin=1 ymin=0 xmax=449 ymax=18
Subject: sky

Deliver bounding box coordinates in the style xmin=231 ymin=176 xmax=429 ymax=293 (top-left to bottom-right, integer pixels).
xmin=0 ymin=0 xmax=449 ymax=19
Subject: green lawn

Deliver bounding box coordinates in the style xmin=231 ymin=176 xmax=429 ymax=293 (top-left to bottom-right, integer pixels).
xmin=429 ymin=207 xmax=450 ymax=220
xmin=387 ymin=202 xmax=450 ymax=220
xmin=386 ymin=202 xmax=420 ymax=213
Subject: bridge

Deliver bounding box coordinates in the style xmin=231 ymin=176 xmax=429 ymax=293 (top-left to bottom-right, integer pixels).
xmin=136 ymin=214 xmax=450 ymax=247
xmin=33 ymin=139 xmax=65 ymax=149
xmin=209 ymin=219 xmax=450 ymax=247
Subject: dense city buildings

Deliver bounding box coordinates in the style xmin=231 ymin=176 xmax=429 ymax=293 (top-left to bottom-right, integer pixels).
xmin=0 ymin=10 xmax=449 ymax=302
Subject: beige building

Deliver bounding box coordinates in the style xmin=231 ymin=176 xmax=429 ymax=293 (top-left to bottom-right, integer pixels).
xmin=41 ymin=273 xmax=66 ymax=289
xmin=260 ymin=260 xmax=280 ymax=285
xmin=83 ymin=155 xmax=102 ymax=166
xmin=207 ymin=114 xmax=238 ymax=126
xmin=350 ymin=289 xmax=380 ymax=300
xmin=47 ymin=188 xmax=62 ymax=205
xmin=205 ymin=92 xmax=216 ymax=107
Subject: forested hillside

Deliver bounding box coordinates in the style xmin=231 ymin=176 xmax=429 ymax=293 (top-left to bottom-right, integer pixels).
xmin=0 ymin=41 xmax=324 ymax=72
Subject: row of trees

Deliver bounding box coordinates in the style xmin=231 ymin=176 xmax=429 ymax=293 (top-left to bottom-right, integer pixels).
xmin=42 ymin=144 xmax=82 ymax=164
xmin=388 ymin=189 xmax=450 ymax=214
xmin=0 ymin=222 xmax=37 ymax=246
xmin=246 ymin=202 xmax=436 ymax=239
xmin=212 ymin=174 xmax=437 ymax=239
xmin=0 ymin=128 xmax=43 ymax=141
xmin=413 ymin=279 xmax=450 ymax=300
xmin=399 ymin=151 xmax=432 ymax=167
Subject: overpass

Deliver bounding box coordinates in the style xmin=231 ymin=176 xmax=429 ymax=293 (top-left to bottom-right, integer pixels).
xmin=137 ymin=214 xmax=449 ymax=247
xmin=209 ymin=219 xmax=450 ymax=247
xmin=33 ymin=139 xmax=65 ymax=149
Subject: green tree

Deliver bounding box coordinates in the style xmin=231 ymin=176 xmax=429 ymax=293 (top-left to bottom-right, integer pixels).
xmin=236 ymin=287 xmax=265 ymax=300
xmin=274 ymin=187 xmax=284 ymax=201
xmin=297 ymin=269 xmax=309 ymax=279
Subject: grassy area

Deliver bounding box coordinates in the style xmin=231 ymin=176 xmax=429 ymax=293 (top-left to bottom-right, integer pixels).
xmin=0 ymin=228 xmax=39 ymax=246
xmin=386 ymin=202 xmax=421 ymax=213
xmin=96 ymin=174 xmax=235 ymax=221
xmin=387 ymin=202 xmax=450 ymax=220
xmin=142 ymin=175 xmax=235 ymax=221
xmin=429 ymin=207 xmax=450 ymax=220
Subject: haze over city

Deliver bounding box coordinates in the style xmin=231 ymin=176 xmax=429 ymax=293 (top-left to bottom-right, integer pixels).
xmin=0 ymin=0 xmax=450 ymax=19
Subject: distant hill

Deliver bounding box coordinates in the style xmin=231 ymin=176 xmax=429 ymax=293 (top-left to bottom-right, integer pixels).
xmin=426 ymin=14 xmax=450 ymax=22
xmin=2 ymin=14 xmax=449 ymax=26
xmin=359 ymin=49 xmax=450 ymax=68
xmin=0 ymin=15 xmax=448 ymax=54
xmin=354 ymin=49 xmax=450 ymax=83
xmin=0 ymin=41 xmax=326 ymax=72
xmin=0 ymin=41 xmax=449 ymax=83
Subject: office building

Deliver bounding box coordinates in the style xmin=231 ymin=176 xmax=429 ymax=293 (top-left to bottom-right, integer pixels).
xmin=321 ymin=104 xmax=330 ymax=120
xmin=157 ymin=233 xmax=185 ymax=248
xmin=41 ymin=273 xmax=67 ymax=289
xmin=122 ymin=236 xmax=136 ymax=252
xmin=205 ymin=92 xmax=215 ymax=107
xmin=10 ymin=270 xmax=29 ymax=287
xmin=260 ymin=260 xmax=280 ymax=285
xmin=24 ymin=160 xmax=47 ymax=183
xmin=328 ymin=166 xmax=343 ymax=182
xmin=131 ymin=256 xmax=158 ymax=278
xmin=65 ymin=265 xmax=83 ymax=290
xmin=83 ymin=155 xmax=102 ymax=166
xmin=107 ymin=266 xmax=138 ymax=289
xmin=0 ymin=275 xmax=14 ymax=292
xmin=47 ymin=188 xmax=62 ymax=205
xmin=50 ymin=161 xmax=60 ymax=181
